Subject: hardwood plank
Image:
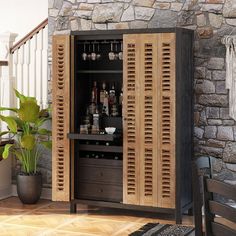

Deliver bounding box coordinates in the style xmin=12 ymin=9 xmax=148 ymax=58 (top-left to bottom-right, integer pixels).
xmin=123 ymin=34 xmax=141 ymax=205
xmin=0 ymin=197 xmax=194 ymax=236
xmin=157 ymin=33 xmax=176 ymax=209
xmin=138 ymin=33 xmax=159 ymax=207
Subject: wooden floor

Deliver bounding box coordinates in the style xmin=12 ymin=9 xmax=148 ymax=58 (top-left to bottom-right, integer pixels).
xmin=0 ymin=197 xmax=194 ymax=236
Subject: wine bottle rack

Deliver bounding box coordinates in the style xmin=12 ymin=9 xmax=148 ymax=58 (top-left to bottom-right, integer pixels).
xmin=67 ymin=133 xmax=121 ymax=142
xmin=78 ymin=144 xmax=122 ymax=153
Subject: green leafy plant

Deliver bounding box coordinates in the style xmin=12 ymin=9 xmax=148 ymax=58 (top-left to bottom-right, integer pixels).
xmin=0 ymin=90 xmax=51 ymax=174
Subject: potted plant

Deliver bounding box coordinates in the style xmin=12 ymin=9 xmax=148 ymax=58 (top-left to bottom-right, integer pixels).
xmin=0 ymin=90 xmax=51 ymax=204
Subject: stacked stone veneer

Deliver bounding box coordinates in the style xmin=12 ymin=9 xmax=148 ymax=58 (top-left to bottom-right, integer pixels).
xmin=48 ymin=0 xmax=236 ymax=187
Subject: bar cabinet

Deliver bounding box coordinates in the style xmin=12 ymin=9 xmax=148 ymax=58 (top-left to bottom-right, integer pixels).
xmin=52 ymin=28 xmax=194 ymax=223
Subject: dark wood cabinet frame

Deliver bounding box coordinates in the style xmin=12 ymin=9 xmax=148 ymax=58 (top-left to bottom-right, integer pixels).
xmin=54 ymin=28 xmax=194 ymax=224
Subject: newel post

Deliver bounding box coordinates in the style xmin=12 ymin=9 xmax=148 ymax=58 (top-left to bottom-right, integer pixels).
xmin=0 ymin=32 xmax=18 ymax=133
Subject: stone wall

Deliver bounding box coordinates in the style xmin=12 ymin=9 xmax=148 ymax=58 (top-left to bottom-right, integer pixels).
xmin=48 ymin=0 xmax=236 ymax=185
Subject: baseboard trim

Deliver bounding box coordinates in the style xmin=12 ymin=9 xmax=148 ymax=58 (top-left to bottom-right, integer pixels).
xmin=11 ymin=184 xmax=52 ymax=200
xmin=0 ymin=186 xmax=12 ymax=200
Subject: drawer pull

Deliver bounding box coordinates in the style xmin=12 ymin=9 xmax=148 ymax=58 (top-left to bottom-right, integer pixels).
xmin=100 ymin=172 xmax=103 ymax=177
xmin=100 ymin=189 xmax=103 ymax=193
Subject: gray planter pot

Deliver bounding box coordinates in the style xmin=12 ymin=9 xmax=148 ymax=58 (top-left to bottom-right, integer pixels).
xmin=17 ymin=173 xmax=42 ymax=204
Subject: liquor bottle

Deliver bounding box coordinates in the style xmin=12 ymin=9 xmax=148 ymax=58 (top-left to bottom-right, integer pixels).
xmin=108 ymin=83 xmax=116 ymax=106
xmin=91 ymin=81 xmax=98 ymax=105
xmin=92 ymin=108 xmax=100 ymax=134
xmin=83 ymin=107 xmax=92 ymax=132
xmin=100 ymin=82 xmax=109 ymax=116
xmin=103 ymin=96 xmax=109 ymax=116
xmin=109 ymin=84 xmax=119 ymax=116
xmin=100 ymin=82 xmax=108 ymax=105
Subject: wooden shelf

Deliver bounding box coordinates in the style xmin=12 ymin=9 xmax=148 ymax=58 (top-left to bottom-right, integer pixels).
xmin=77 ymin=70 xmax=122 ymax=74
xmin=79 ymin=144 xmax=123 ymax=153
xmin=68 ymin=133 xmax=120 ymax=141
xmin=0 ymin=61 xmax=8 ymax=66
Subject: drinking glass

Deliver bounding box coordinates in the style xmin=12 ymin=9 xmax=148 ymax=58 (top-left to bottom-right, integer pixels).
xmin=96 ymin=43 xmax=101 ymax=60
xmin=87 ymin=44 xmax=91 ymax=61
xmin=108 ymin=42 xmax=115 ymax=60
xmin=82 ymin=44 xmax=87 ymax=61
xmin=118 ymin=42 xmax=123 ymax=60
xmin=91 ymin=43 xmax=96 ymax=61
xmin=114 ymin=43 xmax=119 ymax=60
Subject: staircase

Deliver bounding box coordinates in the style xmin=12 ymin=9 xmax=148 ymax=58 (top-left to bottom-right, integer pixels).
xmin=0 ymin=18 xmax=48 ymax=133
xmin=11 ymin=18 xmax=48 ymax=109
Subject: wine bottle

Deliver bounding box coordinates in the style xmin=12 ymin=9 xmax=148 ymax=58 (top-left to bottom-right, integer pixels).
xmin=91 ymin=81 xmax=98 ymax=105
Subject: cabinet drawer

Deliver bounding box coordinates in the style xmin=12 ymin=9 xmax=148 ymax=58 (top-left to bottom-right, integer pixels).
xmin=79 ymin=158 xmax=122 ymax=168
xmin=77 ymin=182 xmax=122 ymax=202
xmin=78 ymin=166 xmax=122 ymax=185
xmin=78 ymin=158 xmax=122 ymax=185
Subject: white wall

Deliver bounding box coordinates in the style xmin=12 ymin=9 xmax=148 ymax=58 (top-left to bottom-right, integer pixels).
xmin=0 ymin=0 xmax=48 ymax=41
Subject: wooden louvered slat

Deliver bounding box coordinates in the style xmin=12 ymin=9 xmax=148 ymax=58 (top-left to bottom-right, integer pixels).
xmin=52 ymin=35 xmax=71 ymax=201
xmin=123 ymin=35 xmax=140 ymax=205
xmin=157 ymin=33 xmax=176 ymax=209
xmin=139 ymin=35 xmax=159 ymax=207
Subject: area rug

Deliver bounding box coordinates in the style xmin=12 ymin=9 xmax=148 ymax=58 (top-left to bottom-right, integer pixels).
xmin=129 ymin=223 xmax=194 ymax=236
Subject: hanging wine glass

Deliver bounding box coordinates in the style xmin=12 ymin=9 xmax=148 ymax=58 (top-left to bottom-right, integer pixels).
xmin=96 ymin=43 xmax=101 ymax=60
xmin=87 ymin=43 xmax=91 ymax=61
xmin=91 ymin=42 xmax=96 ymax=61
xmin=114 ymin=42 xmax=119 ymax=60
xmin=82 ymin=43 xmax=87 ymax=61
xmin=108 ymin=41 xmax=115 ymax=61
xmin=119 ymin=41 xmax=123 ymax=60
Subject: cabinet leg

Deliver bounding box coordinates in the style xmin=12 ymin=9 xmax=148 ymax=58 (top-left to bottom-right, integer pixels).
xmin=70 ymin=202 xmax=77 ymax=214
xmin=188 ymin=207 xmax=193 ymax=216
xmin=175 ymin=211 xmax=182 ymax=224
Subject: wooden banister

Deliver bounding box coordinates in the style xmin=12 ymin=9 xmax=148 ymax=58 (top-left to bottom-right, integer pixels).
xmin=10 ymin=18 xmax=48 ymax=54
xmin=0 ymin=61 xmax=8 ymax=66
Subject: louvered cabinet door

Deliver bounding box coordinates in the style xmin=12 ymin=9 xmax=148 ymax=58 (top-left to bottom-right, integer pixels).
xmin=157 ymin=33 xmax=176 ymax=209
xmin=123 ymin=34 xmax=141 ymax=205
xmin=52 ymin=35 xmax=71 ymax=201
xmin=123 ymin=33 xmax=176 ymax=209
